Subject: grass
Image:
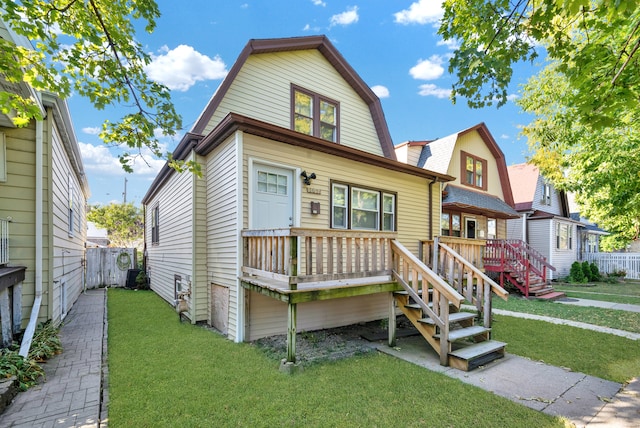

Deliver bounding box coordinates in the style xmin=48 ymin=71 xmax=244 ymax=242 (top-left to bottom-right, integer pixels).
xmin=107 ymin=289 xmax=567 ymax=428
xmin=492 ymin=295 xmax=640 ymax=333
xmin=553 ymin=280 xmax=640 ymax=305
xmin=492 ymin=315 xmax=640 ymax=383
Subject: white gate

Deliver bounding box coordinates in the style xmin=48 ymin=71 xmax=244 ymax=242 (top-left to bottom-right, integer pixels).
xmin=85 ymin=248 xmax=136 ymax=288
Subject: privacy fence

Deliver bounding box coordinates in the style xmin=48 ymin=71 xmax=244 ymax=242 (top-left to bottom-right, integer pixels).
xmin=85 ymin=247 xmax=137 ymax=288
xmin=583 ymin=253 xmax=640 ymax=280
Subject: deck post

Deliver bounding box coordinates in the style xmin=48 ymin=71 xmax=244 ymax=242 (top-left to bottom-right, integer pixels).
xmin=432 ymin=236 xmax=440 ymax=274
xmin=286 ymin=302 xmax=297 ymax=363
xmin=388 ymin=292 xmax=396 ymax=347
xmin=0 ymin=287 xmax=12 ymax=347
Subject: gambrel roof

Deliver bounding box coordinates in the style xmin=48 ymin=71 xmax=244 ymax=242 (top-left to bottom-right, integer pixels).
xmin=192 ymin=35 xmax=396 ymax=159
xmin=143 ymin=36 xmax=454 ymax=204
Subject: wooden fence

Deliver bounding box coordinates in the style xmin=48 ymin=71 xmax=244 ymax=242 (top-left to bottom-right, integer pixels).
xmin=85 ymin=248 xmax=137 ymax=288
xmin=583 ymin=253 xmax=640 ymax=279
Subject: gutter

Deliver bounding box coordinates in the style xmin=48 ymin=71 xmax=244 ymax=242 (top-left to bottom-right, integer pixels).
xmin=19 ymin=118 xmax=44 ymax=357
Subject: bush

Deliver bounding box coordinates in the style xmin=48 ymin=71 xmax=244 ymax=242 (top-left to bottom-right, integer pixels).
xmin=135 ymin=270 xmax=150 ymax=290
xmin=568 ymin=261 xmax=587 ymax=283
xmin=0 ymin=321 xmax=61 ymax=390
xmin=588 ymin=262 xmax=601 ymax=281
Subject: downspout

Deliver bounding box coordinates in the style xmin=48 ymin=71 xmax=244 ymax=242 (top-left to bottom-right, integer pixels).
xmin=19 ymin=118 xmax=44 ymax=357
xmin=428 ymin=179 xmax=435 ymax=240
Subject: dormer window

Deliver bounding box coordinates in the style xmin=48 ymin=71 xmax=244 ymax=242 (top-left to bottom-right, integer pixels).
xmin=292 ymin=86 xmax=339 ymax=142
xmin=461 ymin=151 xmax=487 ymax=190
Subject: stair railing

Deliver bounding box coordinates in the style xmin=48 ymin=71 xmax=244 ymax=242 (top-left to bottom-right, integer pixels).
xmin=485 ymin=239 xmax=555 ymax=297
xmin=433 ymin=238 xmax=508 ymax=329
xmin=390 ymin=240 xmax=464 ymax=364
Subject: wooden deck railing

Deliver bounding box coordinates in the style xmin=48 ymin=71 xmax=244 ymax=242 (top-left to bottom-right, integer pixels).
xmin=390 ymin=240 xmax=464 ymax=364
xmin=427 ymin=237 xmax=508 ymax=329
xmin=420 ymin=236 xmax=486 ymax=270
xmin=241 ymin=228 xmax=397 ymax=289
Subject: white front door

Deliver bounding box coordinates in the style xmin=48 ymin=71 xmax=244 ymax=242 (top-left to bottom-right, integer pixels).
xmin=251 ymin=163 xmax=294 ymax=229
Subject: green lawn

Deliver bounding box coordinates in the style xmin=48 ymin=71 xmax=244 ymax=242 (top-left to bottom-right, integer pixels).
xmin=107 ymin=289 xmax=567 ymax=428
xmin=492 ymin=294 xmax=640 ymax=333
xmin=553 ymin=281 xmax=640 ymax=305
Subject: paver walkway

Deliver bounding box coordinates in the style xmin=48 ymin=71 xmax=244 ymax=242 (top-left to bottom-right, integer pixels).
xmin=0 ymin=288 xmax=107 ymax=428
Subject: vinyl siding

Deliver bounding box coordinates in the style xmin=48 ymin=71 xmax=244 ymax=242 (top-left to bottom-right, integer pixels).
xmin=247 ymin=292 xmax=388 ymax=341
xmin=146 ymin=152 xmax=196 ymax=315
xmin=192 ymin=153 xmax=208 ymax=322
xmin=506 ymin=214 xmax=526 ymax=241
xmin=531 ymin=175 xmax=563 ymax=215
xmin=49 ymin=109 xmax=86 ymax=325
xmin=550 ymin=219 xmax=577 ymax=279
xmin=203 ymin=50 xmax=383 ymax=156
xmin=240 ymin=133 xmax=435 ymax=338
xmin=1 ymin=124 xmax=38 ymax=328
xmin=449 ymin=131 xmax=505 ymax=200
xmin=205 ymin=135 xmax=241 ymax=340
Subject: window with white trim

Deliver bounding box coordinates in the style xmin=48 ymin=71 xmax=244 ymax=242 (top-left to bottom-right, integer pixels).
xmin=556 ymin=222 xmax=572 ymax=250
xmin=542 ymin=184 xmax=552 ymax=205
xmin=151 ymin=204 xmax=159 ymax=244
xmin=487 ymin=218 xmax=497 ymax=239
xmin=331 ymin=183 xmax=396 ymax=231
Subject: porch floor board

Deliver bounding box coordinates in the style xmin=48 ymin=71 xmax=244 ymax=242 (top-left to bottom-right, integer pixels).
xmin=240 ymin=275 xmax=400 ymax=303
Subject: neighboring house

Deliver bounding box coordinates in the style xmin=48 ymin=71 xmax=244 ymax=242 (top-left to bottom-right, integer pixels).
xmin=87 ymin=221 xmax=110 ymax=247
xmin=570 ymin=213 xmax=608 ymax=256
xmin=395 ymin=123 xmax=520 ymax=244
xmin=507 ymin=163 xmax=580 ymax=279
xmin=142 ymin=36 xmax=508 ymax=370
xmin=0 ymin=19 xmax=89 ymax=352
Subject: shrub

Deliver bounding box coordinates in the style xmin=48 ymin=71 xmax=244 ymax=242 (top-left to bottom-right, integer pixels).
xmin=135 ymin=270 xmax=150 ymax=290
xmin=568 ymin=261 xmax=586 ymax=283
xmin=0 ymin=322 xmax=61 ymax=390
xmin=588 ymin=262 xmax=601 ymax=281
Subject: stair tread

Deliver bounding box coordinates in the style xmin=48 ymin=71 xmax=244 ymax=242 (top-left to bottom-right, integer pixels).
xmin=418 ymin=311 xmax=476 ymax=325
xmin=449 ymin=340 xmax=506 ymax=360
xmin=436 ymin=325 xmax=490 ymax=342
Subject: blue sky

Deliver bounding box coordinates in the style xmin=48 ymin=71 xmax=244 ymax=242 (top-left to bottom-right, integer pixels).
xmin=70 ymin=0 xmax=542 ymax=206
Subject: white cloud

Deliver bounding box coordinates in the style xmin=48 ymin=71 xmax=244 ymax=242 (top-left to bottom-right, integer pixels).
xmin=330 ymin=6 xmax=359 ymax=27
xmin=145 ymin=45 xmax=228 ymax=92
xmin=79 ymin=142 xmax=166 ymax=177
xmin=501 ymin=134 xmax=509 ymax=139
xmin=506 ymin=94 xmax=519 ymax=102
xmin=371 ymin=85 xmax=390 ymax=98
xmin=83 ymin=126 xmax=101 ymax=135
xmin=394 ymin=0 xmax=443 ymax=25
xmin=417 ymin=84 xmax=451 ymax=99
xmin=437 ymin=38 xmax=459 ymax=50
xmin=409 ymin=55 xmax=445 ymax=80
xmin=312 ymin=0 xmax=326 ymax=6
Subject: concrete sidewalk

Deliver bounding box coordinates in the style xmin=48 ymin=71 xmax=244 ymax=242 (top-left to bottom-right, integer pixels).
xmin=376 ymin=336 xmax=639 ymax=427
xmin=0 ymin=288 xmax=107 ymax=428
xmin=556 ymin=297 xmax=640 ymax=313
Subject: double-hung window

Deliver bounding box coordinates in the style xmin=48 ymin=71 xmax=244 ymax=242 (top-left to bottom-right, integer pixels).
xmin=292 ymin=86 xmax=339 ymax=142
xmin=461 ymin=151 xmax=487 ymax=190
xmin=556 ymin=222 xmax=572 ymax=250
xmin=331 ymin=183 xmax=395 ymax=231
xmin=151 ymin=205 xmax=159 ymax=245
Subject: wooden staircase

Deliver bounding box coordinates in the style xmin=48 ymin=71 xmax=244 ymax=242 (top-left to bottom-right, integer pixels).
xmin=484 ymin=239 xmax=564 ymax=300
xmin=390 ymin=240 xmax=508 ymax=371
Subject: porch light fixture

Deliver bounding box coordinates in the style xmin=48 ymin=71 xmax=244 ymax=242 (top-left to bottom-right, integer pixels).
xmin=300 ymin=171 xmax=316 ymax=185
